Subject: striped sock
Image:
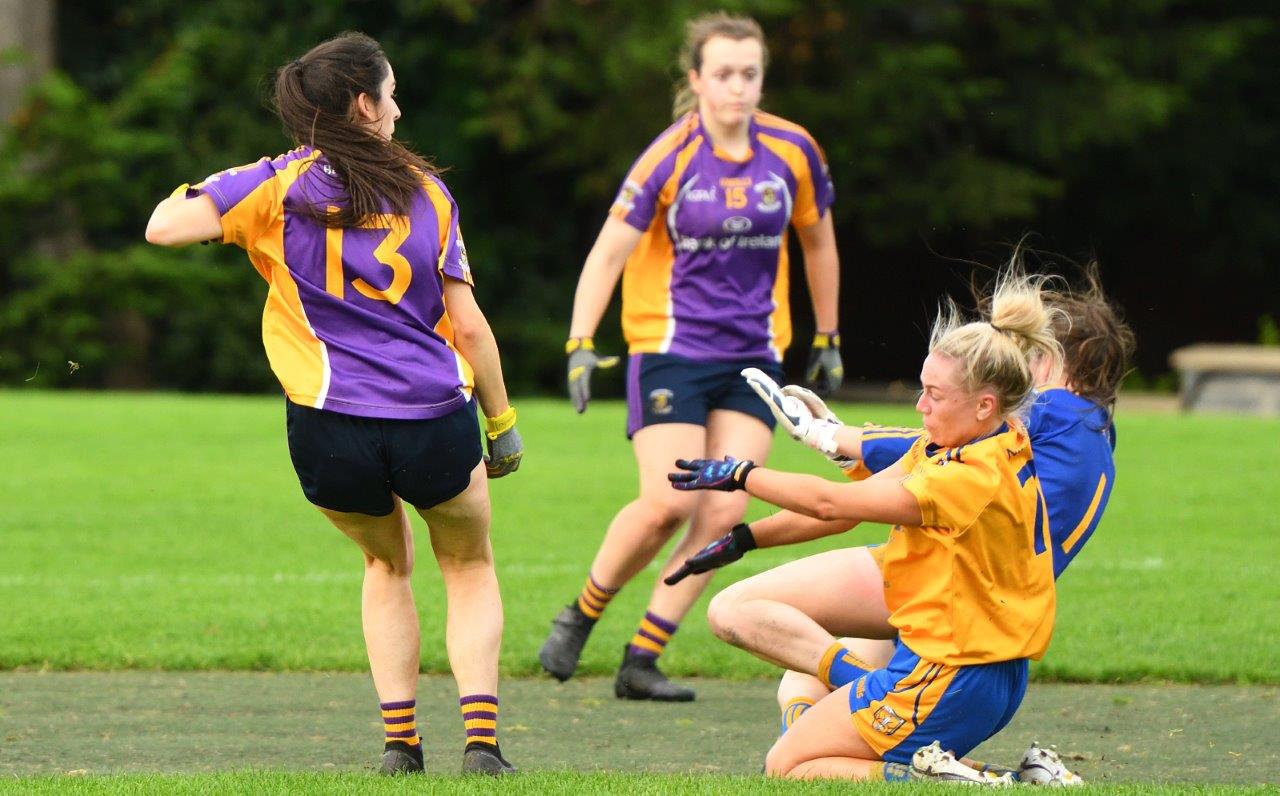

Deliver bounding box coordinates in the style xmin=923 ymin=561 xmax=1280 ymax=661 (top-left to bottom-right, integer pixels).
xmin=576 ymin=573 xmax=619 ymax=620
xmin=779 ymin=696 xmax=814 ymax=735
xmin=381 ymin=698 xmax=420 ymax=750
xmin=459 ymin=694 xmax=499 ymax=747
xmin=871 ymin=761 xmax=912 ymax=782
xmin=627 ymin=611 xmax=677 ymax=659
xmin=818 ymin=642 xmax=875 ymax=689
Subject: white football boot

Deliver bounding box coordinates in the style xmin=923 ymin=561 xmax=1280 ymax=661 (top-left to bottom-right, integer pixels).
xmin=910 ymin=741 xmax=1016 ymax=786
xmin=1017 ymin=741 xmax=1084 ymax=786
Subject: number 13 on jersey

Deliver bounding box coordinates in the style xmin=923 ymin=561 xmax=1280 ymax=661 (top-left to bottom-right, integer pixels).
xmin=325 ymin=214 xmax=412 ymax=304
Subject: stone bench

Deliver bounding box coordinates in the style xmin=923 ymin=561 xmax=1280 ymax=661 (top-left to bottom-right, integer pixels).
xmin=1169 ymin=344 xmax=1280 ymax=415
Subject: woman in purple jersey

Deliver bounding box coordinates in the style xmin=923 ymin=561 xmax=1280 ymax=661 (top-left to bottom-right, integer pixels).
xmin=146 ymin=33 xmax=518 ymax=776
xmin=538 ymin=12 xmax=843 ymax=702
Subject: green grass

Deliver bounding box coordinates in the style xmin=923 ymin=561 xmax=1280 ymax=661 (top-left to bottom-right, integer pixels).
xmin=1 ymin=773 xmax=1275 ymax=795
xmin=2 ymin=391 xmax=1278 ymax=682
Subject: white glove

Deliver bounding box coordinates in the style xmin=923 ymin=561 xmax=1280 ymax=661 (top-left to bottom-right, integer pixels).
xmin=781 ymin=384 xmax=842 ymax=424
xmin=741 ymin=368 xmax=841 ymax=456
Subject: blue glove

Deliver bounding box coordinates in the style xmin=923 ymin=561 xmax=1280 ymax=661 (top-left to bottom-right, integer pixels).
xmin=664 ymin=523 xmax=757 ymax=585
xmin=667 ymin=457 xmax=756 ymax=492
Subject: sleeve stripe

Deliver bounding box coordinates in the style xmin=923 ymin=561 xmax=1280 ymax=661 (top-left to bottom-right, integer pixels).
xmin=625 ymin=114 xmax=698 ymax=186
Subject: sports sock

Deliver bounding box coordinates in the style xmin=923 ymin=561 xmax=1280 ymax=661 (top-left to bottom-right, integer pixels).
xmin=818 ymin=642 xmax=875 ymax=689
xmin=459 ymin=694 xmax=499 ymax=747
xmin=381 ymin=698 xmax=421 ymax=750
xmin=779 ymin=696 xmax=814 ymax=735
xmin=576 ymin=573 xmax=619 ymax=619
xmin=968 ymin=758 xmax=1017 ymax=777
xmin=627 ymin=611 xmax=678 ymax=659
xmin=871 ymin=761 xmax=912 ymax=782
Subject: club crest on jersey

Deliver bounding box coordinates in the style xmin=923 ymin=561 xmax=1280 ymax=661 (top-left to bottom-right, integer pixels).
xmin=871 ymin=705 xmax=906 ymax=735
xmin=616 ymin=180 xmax=643 ymax=213
xmin=649 ymin=388 xmax=675 ymax=416
xmin=723 ymin=216 xmax=752 ymax=233
xmin=456 ymin=234 xmax=471 ymax=275
xmin=756 ymin=183 xmax=782 ymax=213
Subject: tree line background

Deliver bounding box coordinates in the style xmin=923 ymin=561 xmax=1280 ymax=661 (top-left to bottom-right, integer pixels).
xmin=1 ymin=0 xmax=1277 ymax=396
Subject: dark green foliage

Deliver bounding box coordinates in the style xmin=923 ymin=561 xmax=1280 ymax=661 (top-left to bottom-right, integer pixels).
xmin=1 ymin=1 xmax=1276 ymax=391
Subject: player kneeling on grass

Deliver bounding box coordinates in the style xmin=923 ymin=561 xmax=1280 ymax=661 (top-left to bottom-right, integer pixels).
xmin=667 ymin=272 xmax=1061 ymax=782
xmin=145 ymin=32 xmax=520 ymax=776
xmin=669 ymin=264 xmax=1132 ymax=783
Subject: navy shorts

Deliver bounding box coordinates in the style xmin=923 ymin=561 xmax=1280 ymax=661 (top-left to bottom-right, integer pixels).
xmin=625 ymin=353 xmax=784 ymax=438
xmin=285 ymin=399 xmax=482 ymax=515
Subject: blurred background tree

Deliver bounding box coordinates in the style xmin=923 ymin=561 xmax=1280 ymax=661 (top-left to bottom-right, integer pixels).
xmin=1 ymin=0 xmax=1276 ymax=394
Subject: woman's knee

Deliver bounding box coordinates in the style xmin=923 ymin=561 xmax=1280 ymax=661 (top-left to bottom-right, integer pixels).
xmin=365 ymin=550 xmax=414 ymax=578
xmin=706 ymin=583 xmax=748 ymax=643
xmin=764 ymin=742 xmax=796 ymax=778
xmin=636 ymin=494 xmax=693 ymax=535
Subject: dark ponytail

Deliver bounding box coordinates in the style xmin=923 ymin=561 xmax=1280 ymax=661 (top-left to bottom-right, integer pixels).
xmin=273 ymin=31 xmax=437 ymax=228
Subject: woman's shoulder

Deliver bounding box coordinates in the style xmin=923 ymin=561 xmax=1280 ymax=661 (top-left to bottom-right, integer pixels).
xmin=752 ymin=110 xmax=824 ymax=153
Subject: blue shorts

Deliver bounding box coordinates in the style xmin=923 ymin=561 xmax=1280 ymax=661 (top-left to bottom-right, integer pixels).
xmin=625 ymin=353 xmax=783 ymax=439
xmin=847 ymin=640 xmax=1028 ymax=764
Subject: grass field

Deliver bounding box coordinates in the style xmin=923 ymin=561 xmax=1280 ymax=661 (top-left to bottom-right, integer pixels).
xmin=3 ymin=391 xmax=1278 ymax=683
xmin=4 ymin=390 xmax=1280 ymax=790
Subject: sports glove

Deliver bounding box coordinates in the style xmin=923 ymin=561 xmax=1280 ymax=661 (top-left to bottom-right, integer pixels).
xmin=668 ymin=456 xmax=756 ymax=492
xmin=664 ymin=523 xmax=757 ymax=585
xmin=484 ymin=406 xmax=523 ymax=478
xmin=742 ymin=368 xmax=858 ymax=472
xmin=566 ymin=337 xmax=620 ymax=414
xmin=804 ymin=331 xmax=844 ymax=395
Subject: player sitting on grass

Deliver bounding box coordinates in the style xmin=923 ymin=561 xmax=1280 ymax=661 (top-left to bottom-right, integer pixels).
xmin=668 ymin=265 xmax=1133 ymax=783
xmin=668 ymin=269 xmax=1062 ymax=782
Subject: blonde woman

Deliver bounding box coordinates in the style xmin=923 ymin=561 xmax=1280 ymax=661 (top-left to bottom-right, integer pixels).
xmin=670 ymin=273 xmax=1059 ymax=782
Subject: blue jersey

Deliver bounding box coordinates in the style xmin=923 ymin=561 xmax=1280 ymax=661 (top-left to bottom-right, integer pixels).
xmin=857 ymin=389 xmax=1116 ymax=578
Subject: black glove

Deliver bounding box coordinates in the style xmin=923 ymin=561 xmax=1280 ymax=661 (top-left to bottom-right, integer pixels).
xmin=804 ymin=331 xmax=844 ymax=395
xmin=667 ymin=457 xmax=756 ymax=492
xmin=664 ymin=523 xmax=758 ymax=585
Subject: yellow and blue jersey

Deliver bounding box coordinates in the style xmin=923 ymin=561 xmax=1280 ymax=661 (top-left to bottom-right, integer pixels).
xmin=186 ymin=148 xmax=475 ymax=419
xmin=854 ymin=389 xmax=1116 ymax=578
xmin=885 ymin=422 xmax=1056 ymax=665
xmin=609 ymin=110 xmax=834 ymax=362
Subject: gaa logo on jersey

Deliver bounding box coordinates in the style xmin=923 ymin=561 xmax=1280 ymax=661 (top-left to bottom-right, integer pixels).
xmin=723 ymin=216 xmax=752 ymax=233
xmin=756 ymin=183 xmax=782 ymax=213
xmin=871 ymin=705 xmax=906 ymax=736
xmin=648 ymin=388 xmax=675 ymax=416
xmin=616 ymin=180 xmax=643 ymax=213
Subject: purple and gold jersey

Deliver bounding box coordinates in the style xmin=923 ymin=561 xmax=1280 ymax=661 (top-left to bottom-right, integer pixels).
xmin=610 ymin=111 xmax=834 ymax=362
xmin=851 ymin=389 xmax=1117 ymax=578
xmin=189 ymin=147 xmax=475 ymax=420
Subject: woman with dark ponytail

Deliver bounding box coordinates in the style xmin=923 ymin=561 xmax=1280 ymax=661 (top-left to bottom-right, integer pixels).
xmin=146 ymin=32 xmax=519 ymax=776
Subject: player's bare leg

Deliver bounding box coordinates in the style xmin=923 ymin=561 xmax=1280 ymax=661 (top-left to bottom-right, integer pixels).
xmin=320 ymin=499 xmax=423 ymax=773
xmin=615 ymin=410 xmax=774 ymax=701
xmin=417 ymin=462 xmax=514 ymax=774
xmin=706 ymin=547 xmax=893 ymax=673
xmin=765 ymin=683 xmax=888 ymax=780
xmin=774 ymin=638 xmax=893 ymax=735
xmin=539 ymin=424 xmax=703 ymax=681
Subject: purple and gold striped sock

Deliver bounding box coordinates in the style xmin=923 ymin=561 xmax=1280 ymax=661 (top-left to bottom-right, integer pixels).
xmin=576 ymin=573 xmax=619 ymax=620
xmin=380 ymin=698 xmax=420 ymax=750
xmin=627 ymin=611 xmax=678 ymax=659
xmin=459 ymin=694 xmax=499 ymax=747
xmin=779 ymin=696 xmax=815 ymax=735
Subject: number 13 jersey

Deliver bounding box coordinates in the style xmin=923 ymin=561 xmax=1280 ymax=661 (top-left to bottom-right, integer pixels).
xmin=611 ymin=110 xmax=834 ymax=362
xmin=187 ymin=147 xmax=474 ymax=420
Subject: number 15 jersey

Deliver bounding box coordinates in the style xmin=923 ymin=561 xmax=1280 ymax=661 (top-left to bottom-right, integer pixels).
xmin=611 ymin=111 xmax=834 ymax=363
xmin=187 ymin=147 xmax=475 ymax=420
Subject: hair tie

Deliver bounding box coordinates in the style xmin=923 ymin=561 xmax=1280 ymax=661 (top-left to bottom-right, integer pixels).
xmin=990 ymin=322 xmax=1006 ymax=334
